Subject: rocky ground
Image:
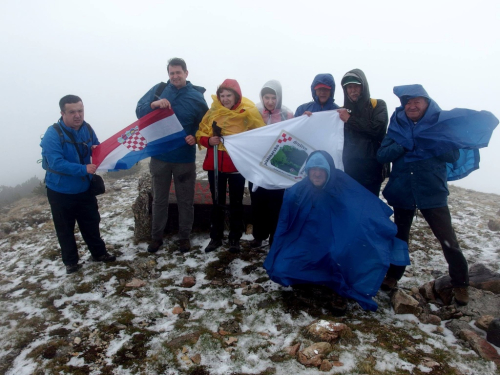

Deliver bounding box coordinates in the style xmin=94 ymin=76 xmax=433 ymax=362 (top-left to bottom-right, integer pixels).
xmin=0 ymin=162 xmax=499 ymax=375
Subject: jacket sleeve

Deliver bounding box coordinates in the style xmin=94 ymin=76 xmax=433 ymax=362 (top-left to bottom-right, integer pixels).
xmin=41 ymin=127 xmax=88 ymax=176
xmin=135 ymin=85 xmax=157 ymax=119
xmin=246 ymin=107 xmax=266 ymax=130
xmin=437 ymin=149 xmax=460 ymax=163
xmin=196 ymin=109 xmax=214 ymax=149
xmin=294 ymin=104 xmax=306 ymax=117
xmin=377 ymin=136 xmax=406 ymax=163
xmin=345 ymin=99 xmax=388 ymax=139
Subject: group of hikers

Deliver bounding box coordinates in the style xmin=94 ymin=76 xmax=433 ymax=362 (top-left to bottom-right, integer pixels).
xmin=41 ymin=57 xmax=498 ymax=310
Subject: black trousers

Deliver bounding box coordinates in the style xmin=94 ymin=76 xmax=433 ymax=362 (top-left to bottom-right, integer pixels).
xmin=208 ymin=171 xmax=245 ymax=241
xmin=47 ymin=188 xmax=107 ymax=266
xmin=361 ymin=182 xmax=382 ymax=197
xmin=386 ymin=206 xmax=469 ymax=287
xmin=248 ymin=182 xmax=285 ymax=246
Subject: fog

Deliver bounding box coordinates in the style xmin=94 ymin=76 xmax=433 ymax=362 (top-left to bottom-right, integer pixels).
xmin=1 ymin=0 xmax=498 ymax=193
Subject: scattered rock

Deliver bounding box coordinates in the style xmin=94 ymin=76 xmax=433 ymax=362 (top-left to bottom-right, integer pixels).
xmin=419 ymin=280 xmax=436 ymax=301
xmin=303 ymin=320 xmax=353 ymax=344
xmin=233 ymin=298 xmax=244 ymax=306
xmin=445 ymin=319 xmax=472 ymax=336
xmin=475 ymin=315 xmax=495 ymax=331
xmin=125 ymin=278 xmax=146 ymax=288
xmin=284 ymin=343 xmax=301 ymax=357
xmin=178 ymin=311 xmax=191 ymax=319
xmin=459 ymin=329 xmax=500 ymax=366
xmin=74 ymin=337 xmax=81 ymax=345
xmin=469 ymin=263 xmax=500 ymax=294
xmin=190 ymin=353 xmax=201 ymax=364
xmin=456 ymin=287 xmax=500 ymax=319
xmin=218 ymin=319 xmax=241 ymax=334
xmin=241 ymin=284 xmax=264 ymax=296
xmin=298 ymin=342 xmax=332 ymax=368
xmin=165 ymin=332 xmax=201 ymax=348
xmin=319 ymin=359 xmax=333 ymax=371
xmin=422 ymin=359 xmax=440 ymax=368
xmin=172 ymin=306 xmax=184 ymax=314
xmin=392 ymin=289 xmax=422 ymax=315
xmin=224 ymin=337 xmax=238 ymax=346
xmin=436 ymin=305 xmax=463 ymax=321
xmin=486 ymin=318 xmax=500 ymax=347
xmin=419 ymin=314 xmax=441 ymax=325
xmin=487 ymin=219 xmax=500 ymax=231
xmin=181 ymin=276 xmax=196 ymax=288
xmin=132 ymin=174 xmax=153 ymax=242
xmin=332 ymin=361 xmax=344 ymax=367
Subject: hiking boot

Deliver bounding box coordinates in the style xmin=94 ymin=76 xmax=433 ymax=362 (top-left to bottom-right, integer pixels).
xmin=205 ymin=239 xmax=222 ymax=253
xmin=249 ymin=239 xmax=263 ymax=248
xmin=147 ymin=239 xmax=163 ymax=253
xmin=380 ymin=276 xmax=398 ymax=291
xmin=178 ymin=239 xmax=191 ymax=253
xmin=92 ymin=253 xmax=116 ymax=262
xmin=66 ymin=264 xmax=82 ymax=275
xmin=454 ymin=287 xmax=469 ymax=305
xmin=228 ymin=239 xmax=241 ymax=253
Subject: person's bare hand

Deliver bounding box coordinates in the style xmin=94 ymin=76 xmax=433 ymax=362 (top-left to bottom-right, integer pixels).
xmin=303 ymin=111 xmax=313 ymax=117
xmin=151 ymin=98 xmax=171 ymax=109
xmin=185 ymin=135 xmax=196 ymax=146
xmin=86 ymin=164 xmax=97 ymax=174
xmin=337 ymin=109 xmax=351 ymax=122
xmin=209 ymin=136 xmax=221 ymax=146
xmin=91 ymin=145 xmax=98 ymax=150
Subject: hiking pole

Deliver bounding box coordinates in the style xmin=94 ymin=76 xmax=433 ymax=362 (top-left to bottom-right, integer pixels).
xmin=212 ymin=121 xmax=222 ymax=206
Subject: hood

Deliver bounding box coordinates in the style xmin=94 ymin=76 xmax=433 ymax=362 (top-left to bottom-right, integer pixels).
xmin=310 ymin=74 xmax=336 ymax=106
xmin=259 ymin=80 xmax=283 ymax=110
xmin=393 ymin=84 xmax=441 ymax=124
xmin=218 ymin=79 xmax=242 ymax=109
xmin=341 ymin=69 xmax=370 ymax=110
xmin=305 ymin=150 xmax=337 ymax=190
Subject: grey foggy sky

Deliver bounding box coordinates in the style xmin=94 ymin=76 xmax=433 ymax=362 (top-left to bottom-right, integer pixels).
xmin=1 ymin=0 xmax=499 ymax=193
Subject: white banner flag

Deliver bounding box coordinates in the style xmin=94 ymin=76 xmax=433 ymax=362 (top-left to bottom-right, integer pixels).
xmin=223 ymin=110 xmax=344 ymax=189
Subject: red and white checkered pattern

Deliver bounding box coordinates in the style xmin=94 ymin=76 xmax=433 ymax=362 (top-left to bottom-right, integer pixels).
xmin=277 ymin=133 xmax=293 ymax=144
xmin=123 ymin=132 xmax=147 ymax=151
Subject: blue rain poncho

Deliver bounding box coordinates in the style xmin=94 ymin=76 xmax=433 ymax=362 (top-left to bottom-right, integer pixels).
xmin=387 ymin=85 xmax=498 ymax=180
xmin=263 ymin=151 xmax=409 ymax=311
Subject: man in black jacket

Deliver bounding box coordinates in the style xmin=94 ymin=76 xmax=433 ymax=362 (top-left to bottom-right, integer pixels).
xmin=337 ymin=69 xmax=388 ymax=196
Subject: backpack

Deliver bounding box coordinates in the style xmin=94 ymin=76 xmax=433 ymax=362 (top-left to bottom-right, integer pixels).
xmin=154 ymin=82 xmax=168 ymax=101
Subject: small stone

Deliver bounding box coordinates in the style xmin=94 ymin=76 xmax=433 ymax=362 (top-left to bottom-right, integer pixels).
xmin=298 ymin=342 xmax=332 ymax=367
xmin=332 ymin=361 xmax=344 ymax=367
xmin=419 ymin=280 xmax=436 ymax=301
xmin=180 ymin=354 xmax=192 ymax=365
xmin=181 ymin=276 xmax=196 ymax=288
xmin=392 ymin=289 xmax=422 ymax=315
xmin=182 ymin=346 xmax=189 ymax=354
xmin=284 ymin=343 xmax=301 ymax=357
xmin=475 ymin=315 xmax=495 ymax=331
xmin=487 ymin=219 xmax=500 ymax=231
xmin=233 ymin=298 xmax=244 ymax=306
xmin=410 ymin=287 xmax=419 ymax=295
xmin=125 ymin=278 xmax=146 ymax=288
xmin=419 ymin=314 xmax=441 ymax=325
xmin=435 ymin=326 xmax=444 ymax=333
xmin=258 ymin=332 xmax=270 ymax=338
xmin=319 ymin=359 xmax=333 ymax=371
xmin=303 ymin=320 xmax=353 ymax=344
xmin=191 ymin=353 xmax=201 ymax=364
xmin=423 ymin=360 xmax=440 ymax=368
xmin=178 ymin=311 xmax=191 ymax=319
xmin=74 ymin=337 xmax=81 ymax=345
xmin=225 ymin=337 xmax=238 ymax=346
xmin=460 ymin=329 xmax=500 ymax=366
xmin=172 ymin=306 xmax=184 ymax=314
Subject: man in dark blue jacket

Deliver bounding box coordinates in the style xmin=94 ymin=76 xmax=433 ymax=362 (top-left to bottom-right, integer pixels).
xmin=294 ymin=74 xmax=339 ymax=117
xmin=136 ymin=58 xmax=208 ymax=253
xmin=377 ymin=86 xmax=469 ymax=304
xmin=41 ymin=95 xmax=116 ymax=274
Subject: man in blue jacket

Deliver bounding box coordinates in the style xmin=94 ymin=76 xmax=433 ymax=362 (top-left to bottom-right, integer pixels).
xmin=136 ymin=58 xmax=209 ymax=254
xmin=377 ymin=86 xmax=473 ymax=304
xmin=41 ymin=95 xmax=116 ymax=274
xmin=294 ymin=74 xmax=340 ymax=117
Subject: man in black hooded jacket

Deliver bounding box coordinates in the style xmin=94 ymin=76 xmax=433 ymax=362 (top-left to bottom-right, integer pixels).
xmin=337 ymin=69 xmax=388 ymax=196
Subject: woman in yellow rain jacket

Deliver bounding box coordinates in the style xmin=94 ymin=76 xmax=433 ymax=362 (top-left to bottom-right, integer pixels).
xmin=196 ymin=79 xmax=264 ymax=253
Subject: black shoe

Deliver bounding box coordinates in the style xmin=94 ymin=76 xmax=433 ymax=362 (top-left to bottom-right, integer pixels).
xmin=205 ymin=239 xmax=222 ymax=253
xmin=66 ymin=264 xmax=82 ymax=274
xmin=249 ymin=239 xmax=263 ymax=248
xmin=178 ymin=239 xmax=191 ymax=253
xmin=147 ymin=239 xmax=163 ymax=253
xmin=92 ymin=253 xmax=116 ymax=262
xmin=380 ymin=276 xmax=398 ymax=292
xmin=228 ymin=239 xmax=241 ymax=253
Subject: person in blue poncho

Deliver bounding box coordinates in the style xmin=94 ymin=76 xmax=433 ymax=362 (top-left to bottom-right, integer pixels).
xmin=377 ymin=85 xmax=498 ymax=305
xmin=263 ymin=150 xmax=409 ymax=312
xmin=294 ymin=74 xmax=340 ymax=117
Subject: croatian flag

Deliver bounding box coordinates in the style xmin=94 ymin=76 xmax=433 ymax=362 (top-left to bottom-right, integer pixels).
xmin=93 ymin=108 xmax=187 ymax=171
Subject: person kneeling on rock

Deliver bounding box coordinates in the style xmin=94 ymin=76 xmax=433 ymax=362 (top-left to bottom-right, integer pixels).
xmin=263 ymin=151 xmax=409 ymax=311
